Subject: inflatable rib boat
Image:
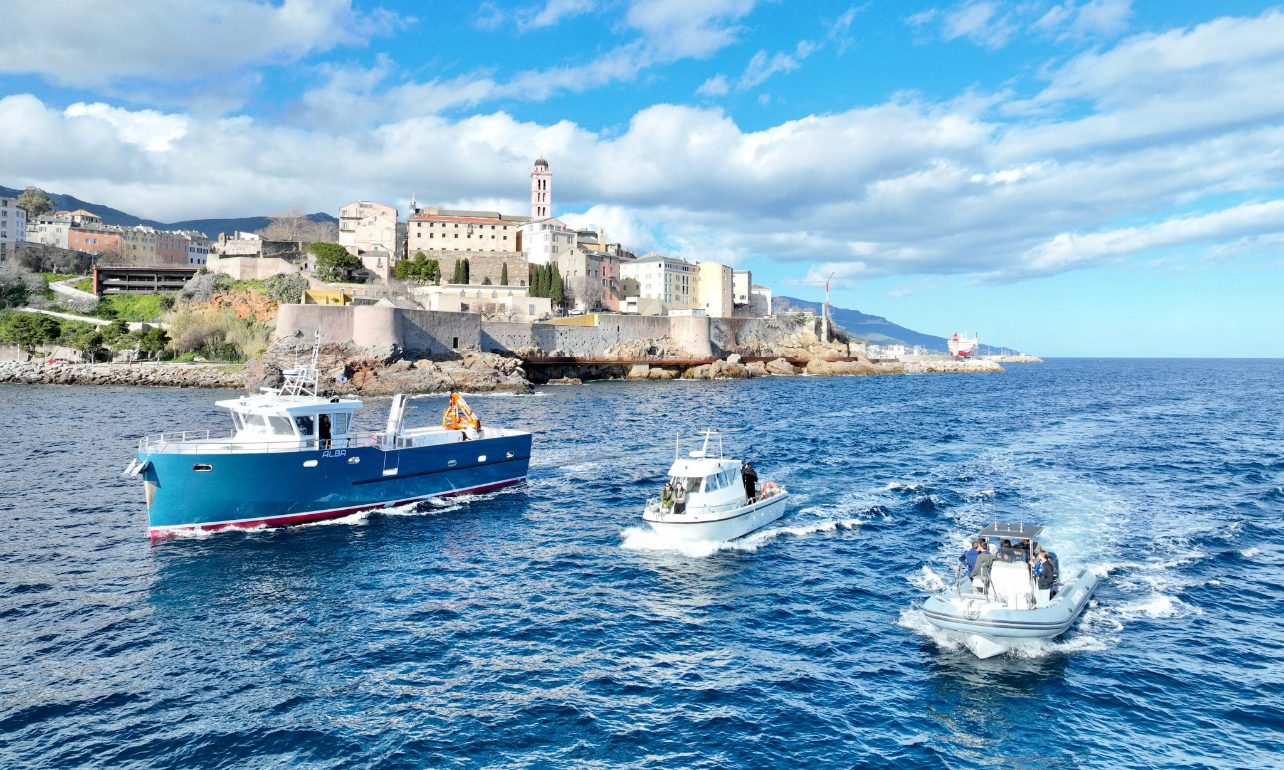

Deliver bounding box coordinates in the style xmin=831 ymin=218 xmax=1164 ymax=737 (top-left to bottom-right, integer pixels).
xmin=922 ymin=522 xmax=1099 ymax=659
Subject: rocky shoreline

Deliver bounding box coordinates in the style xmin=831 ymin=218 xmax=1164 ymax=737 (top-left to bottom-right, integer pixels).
xmin=0 ymin=346 xmax=1004 ymax=392
xmin=0 ymin=360 xmax=247 ymax=388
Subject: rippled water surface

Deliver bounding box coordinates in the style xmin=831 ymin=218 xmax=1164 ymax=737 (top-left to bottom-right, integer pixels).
xmin=2 ymin=359 xmax=1282 ymax=769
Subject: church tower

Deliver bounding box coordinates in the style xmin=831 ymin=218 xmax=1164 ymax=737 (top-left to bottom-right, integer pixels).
xmin=530 ymin=157 xmax=551 ymax=219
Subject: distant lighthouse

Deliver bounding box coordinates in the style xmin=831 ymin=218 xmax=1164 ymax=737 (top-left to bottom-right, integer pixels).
xmin=530 ymin=157 xmax=550 ymax=219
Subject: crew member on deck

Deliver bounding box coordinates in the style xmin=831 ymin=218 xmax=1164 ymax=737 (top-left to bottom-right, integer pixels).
xmin=741 ymin=461 xmax=758 ymax=501
xmin=661 ymin=482 xmax=675 ymax=511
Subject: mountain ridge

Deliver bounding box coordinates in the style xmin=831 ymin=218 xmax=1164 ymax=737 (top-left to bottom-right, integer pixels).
xmin=0 ymin=184 xmax=336 ymax=240
xmin=776 ymin=296 xmax=1010 ymax=353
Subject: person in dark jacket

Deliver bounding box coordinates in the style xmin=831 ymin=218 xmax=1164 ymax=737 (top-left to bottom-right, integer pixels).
xmin=960 ymin=540 xmax=981 ymax=574
xmin=672 ymin=482 xmax=688 ymax=515
xmin=1034 ymin=550 xmax=1058 ymax=592
xmin=741 ymin=461 xmax=758 ymax=501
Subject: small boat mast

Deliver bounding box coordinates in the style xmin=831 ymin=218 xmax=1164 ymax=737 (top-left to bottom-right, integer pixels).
xmin=675 ymin=428 xmax=726 ymax=463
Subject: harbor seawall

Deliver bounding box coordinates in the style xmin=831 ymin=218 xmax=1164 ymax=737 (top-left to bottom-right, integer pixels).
xmin=276 ymin=304 xmax=715 ymax=358
xmin=273 ymin=305 xmax=862 ymax=361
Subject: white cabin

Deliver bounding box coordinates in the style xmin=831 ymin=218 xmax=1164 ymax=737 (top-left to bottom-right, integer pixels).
xmin=214 ymin=393 xmax=364 ymax=447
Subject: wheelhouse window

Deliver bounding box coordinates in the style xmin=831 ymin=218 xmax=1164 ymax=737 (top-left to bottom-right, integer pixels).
xmin=670 ymin=476 xmax=702 ymax=493
xmin=267 ymin=416 xmax=296 ymax=436
xmin=231 ymin=412 xmax=245 ymax=431
xmin=332 ymin=412 xmax=351 ymax=435
xmin=294 ymin=415 xmax=315 ymax=436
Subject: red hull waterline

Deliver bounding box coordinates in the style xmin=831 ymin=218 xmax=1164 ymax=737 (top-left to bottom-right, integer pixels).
xmin=148 ymin=477 xmax=525 ymax=540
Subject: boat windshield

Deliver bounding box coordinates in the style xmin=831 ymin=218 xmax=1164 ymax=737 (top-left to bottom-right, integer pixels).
xmin=237 ymin=412 xmax=298 ymax=437
xmin=670 ymin=476 xmax=702 ymax=493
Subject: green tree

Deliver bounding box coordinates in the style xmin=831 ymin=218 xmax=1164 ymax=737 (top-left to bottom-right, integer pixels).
xmin=137 ymin=327 xmax=170 ymax=358
xmin=308 ymin=242 xmax=362 ymax=282
xmin=16 ymin=187 xmax=55 ymax=219
xmin=101 ymin=319 xmax=130 ymax=347
xmin=66 ymin=326 xmax=105 ymax=361
xmin=396 ymin=252 xmax=441 ymax=284
xmin=1 ymin=313 xmax=62 ymax=352
xmin=500 ymin=263 xmax=508 ymax=286
xmin=550 ymin=269 xmax=564 ymax=307
xmin=482 ymin=276 xmax=492 ymax=285
xmin=462 ymin=258 xmax=470 ymax=284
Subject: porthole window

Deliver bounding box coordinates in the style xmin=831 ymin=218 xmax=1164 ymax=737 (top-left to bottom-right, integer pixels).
xmin=348 ymin=456 xmax=361 ymax=464
xmin=448 ymin=460 xmax=457 ymax=467
xmin=193 ymin=464 xmax=213 ymax=472
xmin=477 ymin=455 xmax=487 ymax=462
xmin=303 ymin=459 xmax=318 ymax=468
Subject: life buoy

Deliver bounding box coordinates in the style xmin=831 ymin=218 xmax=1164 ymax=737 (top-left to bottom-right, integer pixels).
xmin=761 ymin=482 xmax=779 ymax=498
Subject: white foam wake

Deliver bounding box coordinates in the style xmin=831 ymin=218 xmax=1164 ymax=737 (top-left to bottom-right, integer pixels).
xmin=619 ymin=517 xmax=866 ymax=558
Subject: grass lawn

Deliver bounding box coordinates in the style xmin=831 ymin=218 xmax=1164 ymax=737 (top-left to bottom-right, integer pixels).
xmin=97 ymin=293 xmax=173 ymax=322
xmin=71 ymin=278 xmax=93 ymax=293
xmin=229 ymin=278 xmax=267 ymax=293
xmin=41 ymin=273 xmax=83 ymax=283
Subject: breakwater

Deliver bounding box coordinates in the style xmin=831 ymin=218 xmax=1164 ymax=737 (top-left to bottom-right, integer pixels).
xmin=0 ymin=360 xmax=246 ymax=388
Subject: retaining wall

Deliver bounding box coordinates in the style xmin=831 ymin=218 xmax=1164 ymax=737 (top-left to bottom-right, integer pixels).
xmin=275 ymin=304 xmax=714 ymax=358
xmin=275 ymin=304 xmax=482 ymax=356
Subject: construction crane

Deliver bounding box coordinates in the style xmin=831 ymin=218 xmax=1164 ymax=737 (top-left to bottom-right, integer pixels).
xmin=780 ymin=272 xmax=835 ymax=341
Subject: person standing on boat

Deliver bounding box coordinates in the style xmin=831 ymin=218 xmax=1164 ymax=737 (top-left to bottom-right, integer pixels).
xmin=660 ymin=482 xmax=675 ymax=511
xmin=741 ymin=461 xmax=758 ymax=501
xmin=971 ymin=544 xmax=995 ymax=581
xmin=672 ymin=482 xmax=688 ymax=515
xmin=960 ymin=540 xmax=981 ymax=574
xmin=1034 ymin=550 xmax=1058 ymax=598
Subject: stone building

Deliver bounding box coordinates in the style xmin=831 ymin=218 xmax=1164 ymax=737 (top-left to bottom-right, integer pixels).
xmin=405 ymin=206 xmax=528 ymax=256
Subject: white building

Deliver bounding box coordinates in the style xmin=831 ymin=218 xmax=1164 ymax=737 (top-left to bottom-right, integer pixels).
xmin=338 ymin=200 xmax=397 ymax=257
xmin=0 ymin=197 xmax=27 ymax=263
xmin=733 ymin=270 xmax=752 ymax=307
xmin=750 ymin=284 xmax=773 ymax=317
xmin=411 ymin=283 xmax=551 ymax=320
xmin=619 ymin=253 xmax=698 ymax=310
xmin=179 ymin=231 xmax=209 ymax=265
xmin=697 ymin=261 xmax=735 ymax=318
xmin=518 ymin=216 xmax=576 ymax=266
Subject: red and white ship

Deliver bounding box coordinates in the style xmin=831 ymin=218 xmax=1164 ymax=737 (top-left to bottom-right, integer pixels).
xmin=948 ymin=332 xmax=979 ymax=357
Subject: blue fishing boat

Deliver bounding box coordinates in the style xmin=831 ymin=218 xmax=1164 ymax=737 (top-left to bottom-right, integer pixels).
xmin=124 ymin=339 xmax=532 ymax=538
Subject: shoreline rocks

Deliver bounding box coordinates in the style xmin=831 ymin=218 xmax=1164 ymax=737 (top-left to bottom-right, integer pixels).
xmin=1 ymin=348 xmax=1005 ymax=392
xmin=0 ymin=360 xmax=246 ymax=388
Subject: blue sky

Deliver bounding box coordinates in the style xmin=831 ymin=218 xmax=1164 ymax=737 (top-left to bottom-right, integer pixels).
xmin=1 ymin=0 xmax=1282 ymax=356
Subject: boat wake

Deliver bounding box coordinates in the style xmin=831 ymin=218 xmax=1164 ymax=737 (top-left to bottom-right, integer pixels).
xmin=619 ymin=516 xmax=866 ymax=558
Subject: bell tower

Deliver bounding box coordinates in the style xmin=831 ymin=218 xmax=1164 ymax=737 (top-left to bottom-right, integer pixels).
xmin=530 ymin=157 xmax=550 ymax=219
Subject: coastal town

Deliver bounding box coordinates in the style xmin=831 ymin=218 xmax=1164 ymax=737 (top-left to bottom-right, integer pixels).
xmin=0 ymin=157 xmax=1025 ymax=392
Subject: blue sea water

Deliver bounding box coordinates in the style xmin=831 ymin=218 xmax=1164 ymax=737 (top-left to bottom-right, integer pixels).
xmin=1 ymin=359 xmax=1282 ymax=769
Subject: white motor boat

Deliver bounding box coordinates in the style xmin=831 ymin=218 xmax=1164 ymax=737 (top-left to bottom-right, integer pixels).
xmin=642 ymin=429 xmax=788 ymax=542
xmin=922 ymin=522 xmax=1099 ymax=659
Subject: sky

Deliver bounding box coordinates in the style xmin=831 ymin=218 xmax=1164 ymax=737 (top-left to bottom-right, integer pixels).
xmin=1 ymin=0 xmax=1281 ymax=356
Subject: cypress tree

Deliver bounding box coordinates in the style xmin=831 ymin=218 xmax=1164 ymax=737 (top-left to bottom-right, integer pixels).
xmin=462 ymin=258 xmax=470 ymax=285
xmin=500 ymin=262 xmax=508 ymax=286
xmin=550 ymin=269 xmax=564 ymax=307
